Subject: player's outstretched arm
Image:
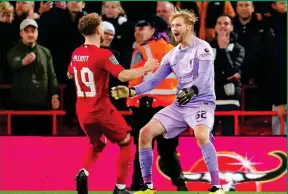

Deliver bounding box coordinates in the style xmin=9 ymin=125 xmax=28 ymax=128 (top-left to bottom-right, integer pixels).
xmin=129 ymin=62 xmax=172 ymax=96
xmin=111 ymin=60 xmax=172 ymax=100
xmin=117 ymin=59 xmax=159 ymax=82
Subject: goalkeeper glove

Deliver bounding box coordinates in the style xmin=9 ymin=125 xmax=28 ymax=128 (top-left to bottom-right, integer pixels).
xmin=111 ymin=86 xmax=136 ymax=100
xmin=177 ymin=86 xmax=198 ymax=105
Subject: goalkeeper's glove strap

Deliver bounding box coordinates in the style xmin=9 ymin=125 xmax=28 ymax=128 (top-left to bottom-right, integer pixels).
xmin=191 ymin=85 xmax=199 ymax=95
xmin=129 ymin=87 xmax=135 ymax=97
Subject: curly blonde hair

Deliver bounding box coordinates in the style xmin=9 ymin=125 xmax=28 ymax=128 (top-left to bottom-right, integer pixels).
xmin=78 ymin=13 xmax=102 ymax=36
xmin=0 ymin=2 xmax=14 ymax=16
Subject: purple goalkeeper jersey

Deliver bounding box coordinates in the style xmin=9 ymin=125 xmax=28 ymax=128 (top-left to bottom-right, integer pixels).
xmin=134 ymin=36 xmax=216 ymax=108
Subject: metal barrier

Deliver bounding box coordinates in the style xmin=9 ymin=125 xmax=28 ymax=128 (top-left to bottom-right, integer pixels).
xmin=1 ymin=83 xmax=257 ymax=113
xmin=0 ymin=110 xmax=66 ymax=135
xmin=0 ymin=110 xmax=284 ymax=136
xmin=0 ymin=84 xmax=285 ymax=136
xmin=119 ymin=110 xmax=285 ymax=135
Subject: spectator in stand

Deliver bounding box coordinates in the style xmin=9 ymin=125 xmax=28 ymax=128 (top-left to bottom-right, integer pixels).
xmin=100 ymin=21 xmax=118 ymax=54
xmin=100 ymin=21 xmax=128 ymax=111
xmin=0 ymin=2 xmax=14 ymax=23
xmin=211 ymin=15 xmax=245 ymax=136
xmin=233 ymin=1 xmax=276 ymax=111
xmin=179 ymin=1 xmax=235 ymax=42
xmin=264 ymin=1 xmax=287 ymax=135
xmin=233 ymin=1 xmax=259 ymax=85
xmin=0 ymin=2 xmax=15 ymax=107
xmin=102 ymin=1 xmax=135 ymax=69
xmin=37 ymin=1 xmax=85 ymax=83
xmin=0 ymin=2 xmax=15 ymax=85
xmin=12 ymin=2 xmax=40 ymax=40
xmin=7 ymin=19 xmax=59 ymax=135
xmin=36 ymin=2 xmax=67 ymax=46
xmin=253 ymin=2 xmax=273 ymax=20
xmin=231 ymin=2 xmax=273 ymax=20
xmin=1 ymin=2 xmax=39 ymax=76
xmin=38 ymin=1 xmax=66 ymax=16
xmin=156 ymin=1 xmax=176 ymax=45
xmin=36 ymin=1 xmax=86 ymax=131
xmin=14 ymin=1 xmax=40 ymax=21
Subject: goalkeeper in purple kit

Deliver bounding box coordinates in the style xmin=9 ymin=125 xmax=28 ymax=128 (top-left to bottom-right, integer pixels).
xmin=111 ymin=9 xmax=224 ymax=194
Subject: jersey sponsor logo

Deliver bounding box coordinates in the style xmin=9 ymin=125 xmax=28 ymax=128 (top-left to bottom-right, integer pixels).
xmin=179 ymin=75 xmax=193 ymax=83
xmin=199 ymin=48 xmax=212 ymax=59
xmin=109 ymin=55 xmax=119 ymax=65
xmin=200 ymin=52 xmax=212 ymax=59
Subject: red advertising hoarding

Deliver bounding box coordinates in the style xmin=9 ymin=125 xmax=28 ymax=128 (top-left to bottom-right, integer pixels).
xmin=0 ymin=136 xmax=286 ymax=191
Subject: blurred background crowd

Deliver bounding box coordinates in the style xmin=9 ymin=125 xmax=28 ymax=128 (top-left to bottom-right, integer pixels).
xmin=0 ymin=1 xmax=287 ymax=137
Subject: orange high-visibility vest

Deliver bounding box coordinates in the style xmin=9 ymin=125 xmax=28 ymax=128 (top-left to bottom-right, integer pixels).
xmin=127 ymin=39 xmax=178 ymax=108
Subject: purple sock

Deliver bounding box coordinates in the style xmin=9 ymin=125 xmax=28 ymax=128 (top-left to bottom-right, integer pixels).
xmin=139 ymin=148 xmax=153 ymax=184
xmin=200 ymin=142 xmax=220 ymax=186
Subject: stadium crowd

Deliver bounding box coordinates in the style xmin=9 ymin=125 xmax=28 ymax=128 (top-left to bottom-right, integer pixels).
xmin=0 ymin=1 xmax=287 ymax=136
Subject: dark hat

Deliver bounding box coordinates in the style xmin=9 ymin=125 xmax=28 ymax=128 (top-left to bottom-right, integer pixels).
xmin=135 ymin=20 xmax=151 ymax=28
xmin=135 ymin=15 xmax=168 ymax=33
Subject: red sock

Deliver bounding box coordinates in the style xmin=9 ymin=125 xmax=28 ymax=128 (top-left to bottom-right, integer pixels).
xmin=83 ymin=144 xmax=101 ymax=170
xmin=117 ymin=137 xmax=133 ymax=184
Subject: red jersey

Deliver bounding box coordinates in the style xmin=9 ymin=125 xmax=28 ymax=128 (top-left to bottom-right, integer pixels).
xmin=68 ymin=44 xmax=124 ymax=114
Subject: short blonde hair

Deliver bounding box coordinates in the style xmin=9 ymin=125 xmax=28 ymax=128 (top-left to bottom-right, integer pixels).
xmin=0 ymin=2 xmax=14 ymax=16
xmin=169 ymin=8 xmax=198 ymax=26
xmin=103 ymin=1 xmax=126 ymax=16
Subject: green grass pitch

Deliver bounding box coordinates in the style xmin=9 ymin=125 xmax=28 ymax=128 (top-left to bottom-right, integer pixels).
xmin=0 ymin=192 xmax=286 ymax=194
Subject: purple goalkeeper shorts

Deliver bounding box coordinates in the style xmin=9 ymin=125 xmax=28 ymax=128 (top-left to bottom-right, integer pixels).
xmin=153 ymin=102 xmax=215 ymax=139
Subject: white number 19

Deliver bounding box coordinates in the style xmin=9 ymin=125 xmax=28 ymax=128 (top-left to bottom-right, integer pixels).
xmin=73 ymin=67 xmax=96 ymax=97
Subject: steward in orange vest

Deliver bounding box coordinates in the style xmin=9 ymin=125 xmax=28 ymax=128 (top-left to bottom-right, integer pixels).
xmin=127 ymin=38 xmax=177 ymax=108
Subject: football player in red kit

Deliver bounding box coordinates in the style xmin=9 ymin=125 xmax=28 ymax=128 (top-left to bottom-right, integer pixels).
xmin=67 ymin=13 xmax=159 ymax=194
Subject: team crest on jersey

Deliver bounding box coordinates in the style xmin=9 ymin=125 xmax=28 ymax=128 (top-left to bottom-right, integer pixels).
xmin=109 ymin=55 xmax=119 ymax=65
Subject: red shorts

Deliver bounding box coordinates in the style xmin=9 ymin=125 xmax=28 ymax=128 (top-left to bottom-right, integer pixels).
xmin=78 ymin=107 xmax=131 ymax=145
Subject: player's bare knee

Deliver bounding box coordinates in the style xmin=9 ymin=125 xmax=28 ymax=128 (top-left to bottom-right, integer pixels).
xmin=196 ymin=136 xmax=209 ymax=146
xmin=139 ymin=119 xmax=164 ymax=145
xmin=139 ymin=126 xmax=152 ymax=145
xmin=194 ymin=125 xmax=210 ymax=146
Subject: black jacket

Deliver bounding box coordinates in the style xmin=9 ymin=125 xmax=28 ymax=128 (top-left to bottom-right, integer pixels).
xmin=7 ymin=41 xmax=58 ymax=105
xmin=0 ymin=22 xmax=18 ymax=84
xmin=210 ymin=33 xmax=245 ymax=101
xmin=37 ymin=9 xmax=85 ymax=83
xmin=264 ymin=10 xmax=287 ymax=106
xmin=233 ymin=14 xmax=275 ymax=84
